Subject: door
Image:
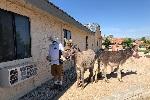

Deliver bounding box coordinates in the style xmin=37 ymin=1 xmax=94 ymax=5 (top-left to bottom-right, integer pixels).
xmin=86 ymin=36 xmax=88 ymax=49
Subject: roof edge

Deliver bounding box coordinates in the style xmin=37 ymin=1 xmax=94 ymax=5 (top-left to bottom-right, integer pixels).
xmin=27 ymin=0 xmax=95 ymax=34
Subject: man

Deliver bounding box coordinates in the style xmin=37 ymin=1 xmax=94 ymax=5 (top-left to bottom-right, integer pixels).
xmin=47 ymin=36 xmax=64 ymax=86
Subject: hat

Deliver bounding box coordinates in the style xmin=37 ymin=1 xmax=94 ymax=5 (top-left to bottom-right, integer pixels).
xmin=48 ymin=36 xmax=60 ymax=43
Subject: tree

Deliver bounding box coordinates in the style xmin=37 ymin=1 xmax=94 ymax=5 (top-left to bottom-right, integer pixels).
xmin=122 ymin=38 xmax=133 ymax=48
xmin=143 ymin=40 xmax=150 ymax=54
xmin=102 ymin=37 xmax=111 ymax=49
xmin=141 ymin=37 xmax=146 ymax=43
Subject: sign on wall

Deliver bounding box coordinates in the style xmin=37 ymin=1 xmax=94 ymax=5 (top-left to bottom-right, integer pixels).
xmin=0 ymin=63 xmax=37 ymax=87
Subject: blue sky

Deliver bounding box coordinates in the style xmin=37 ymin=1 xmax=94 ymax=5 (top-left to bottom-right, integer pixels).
xmin=50 ymin=0 xmax=150 ymax=38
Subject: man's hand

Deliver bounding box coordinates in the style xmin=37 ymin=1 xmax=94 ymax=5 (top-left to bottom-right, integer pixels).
xmin=60 ymin=55 xmax=67 ymax=61
xmin=46 ymin=56 xmax=51 ymax=62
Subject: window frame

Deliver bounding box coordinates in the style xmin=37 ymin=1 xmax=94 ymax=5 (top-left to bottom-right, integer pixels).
xmin=0 ymin=9 xmax=32 ymax=63
xmin=63 ymin=29 xmax=71 ymax=46
xmin=14 ymin=14 xmax=32 ymax=59
xmin=97 ymin=41 xmax=99 ymax=46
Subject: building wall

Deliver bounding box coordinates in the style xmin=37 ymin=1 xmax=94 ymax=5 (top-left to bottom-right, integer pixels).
xmin=0 ymin=0 xmax=98 ymax=99
xmin=94 ymin=27 xmax=102 ymax=51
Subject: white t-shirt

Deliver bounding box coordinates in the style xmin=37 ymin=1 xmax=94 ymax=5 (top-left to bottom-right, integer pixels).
xmin=49 ymin=42 xmax=64 ymax=65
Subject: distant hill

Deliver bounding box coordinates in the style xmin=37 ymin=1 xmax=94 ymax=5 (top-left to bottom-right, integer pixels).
xmin=136 ymin=36 xmax=150 ymax=40
xmin=146 ymin=36 xmax=150 ymax=40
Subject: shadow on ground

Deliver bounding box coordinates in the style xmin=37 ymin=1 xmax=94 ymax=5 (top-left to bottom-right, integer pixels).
xmin=77 ymin=69 xmax=137 ymax=89
xmin=105 ymin=69 xmax=137 ymax=80
xmin=19 ymin=67 xmax=77 ymax=100
xmin=82 ymin=69 xmax=137 ymax=86
xmin=19 ymin=67 xmax=137 ymax=100
xmin=145 ymin=55 xmax=150 ymax=58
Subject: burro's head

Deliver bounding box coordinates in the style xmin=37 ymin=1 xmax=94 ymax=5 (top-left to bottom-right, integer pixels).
xmin=64 ymin=38 xmax=73 ymax=48
xmin=130 ymin=45 xmax=140 ymax=58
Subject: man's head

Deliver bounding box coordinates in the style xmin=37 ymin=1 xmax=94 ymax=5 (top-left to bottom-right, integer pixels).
xmin=52 ymin=41 xmax=58 ymax=45
xmin=48 ymin=36 xmax=60 ymax=44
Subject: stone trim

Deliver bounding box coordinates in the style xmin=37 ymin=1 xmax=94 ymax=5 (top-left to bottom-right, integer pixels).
xmin=8 ymin=0 xmax=95 ymax=34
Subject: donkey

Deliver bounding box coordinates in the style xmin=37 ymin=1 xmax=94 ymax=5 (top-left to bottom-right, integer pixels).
xmin=96 ymin=45 xmax=139 ymax=82
xmin=62 ymin=39 xmax=73 ymax=60
xmin=68 ymin=45 xmax=99 ymax=89
xmin=63 ymin=40 xmax=98 ymax=89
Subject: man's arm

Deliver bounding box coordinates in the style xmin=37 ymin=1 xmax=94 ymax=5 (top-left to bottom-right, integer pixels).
xmin=59 ymin=43 xmax=67 ymax=61
xmin=46 ymin=45 xmax=52 ymax=61
xmin=59 ymin=43 xmax=64 ymax=52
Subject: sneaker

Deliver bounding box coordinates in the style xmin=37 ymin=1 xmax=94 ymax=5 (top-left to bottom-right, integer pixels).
xmin=56 ymin=81 xmax=62 ymax=85
xmin=54 ymin=81 xmax=58 ymax=85
xmin=59 ymin=81 xmax=63 ymax=85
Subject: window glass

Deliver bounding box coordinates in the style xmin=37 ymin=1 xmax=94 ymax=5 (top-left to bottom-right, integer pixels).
xmin=64 ymin=29 xmax=67 ymax=38
xmin=0 ymin=9 xmax=31 ymax=63
xmin=67 ymin=31 xmax=71 ymax=39
xmin=15 ymin=15 xmax=31 ymax=59
xmin=63 ymin=29 xmax=71 ymax=46
xmin=0 ymin=10 xmax=15 ymax=62
xmin=64 ymin=29 xmax=71 ymax=39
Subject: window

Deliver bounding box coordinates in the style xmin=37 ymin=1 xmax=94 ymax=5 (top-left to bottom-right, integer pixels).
xmin=0 ymin=10 xmax=15 ymax=62
xmin=86 ymin=36 xmax=88 ymax=49
xmin=97 ymin=41 xmax=99 ymax=46
xmin=63 ymin=29 xmax=71 ymax=46
xmin=0 ymin=9 xmax=31 ymax=63
xmin=15 ymin=15 xmax=31 ymax=59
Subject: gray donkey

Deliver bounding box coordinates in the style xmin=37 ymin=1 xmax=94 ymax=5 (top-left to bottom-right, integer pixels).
xmin=68 ymin=45 xmax=99 ymax=89
xmin=96 ymin=45 xmax=139 ymax=82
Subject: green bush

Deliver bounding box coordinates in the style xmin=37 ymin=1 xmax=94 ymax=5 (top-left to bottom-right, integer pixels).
xmin=102 ymin=38 xmax=111 ymax=49
xmin=144 ymin=50 xmax=149 ymax=54
xmin=122 ymin=38 xmax=133 ymax=48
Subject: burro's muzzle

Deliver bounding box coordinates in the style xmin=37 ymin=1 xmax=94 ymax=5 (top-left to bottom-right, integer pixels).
xmin=62 ymin=50 xmax=72 ymax=61
xmin=132 ymin=45 xmax=140 ymax=58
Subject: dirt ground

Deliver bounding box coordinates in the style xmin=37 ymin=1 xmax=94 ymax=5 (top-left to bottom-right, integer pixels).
xmin=58 ymin=53 xmax=150 ymax=100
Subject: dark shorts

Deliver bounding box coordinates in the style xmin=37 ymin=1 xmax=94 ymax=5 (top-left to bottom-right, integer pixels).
xmin=51 ymin=64 xmax=64 ymax=77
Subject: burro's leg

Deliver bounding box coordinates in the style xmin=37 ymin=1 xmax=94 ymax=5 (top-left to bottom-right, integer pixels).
xmin=117 ymin=65 xmax=123 ymax=82
xmin=103 ymin=64 xmax=109 ymax=83
xmin=89 ymin=67 xmax=94 ymax=83
xmin=76 ymin=70 xmax=80 ymax=88
xmin=95 ymin=68 xmax=99 ymax=83
xmin=76 ymin=67 xmax=81 ymax=88
xmin=94 ymin=60 xmax=99 ymax=83
xmin=81 ymin=67 xmax=85 ymax=89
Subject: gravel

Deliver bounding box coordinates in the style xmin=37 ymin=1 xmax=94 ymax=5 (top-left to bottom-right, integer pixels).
xmin=19 ymin=57 xmax=150 ymax=100
xmin=19 ymin=67 xmax=77 ymax=100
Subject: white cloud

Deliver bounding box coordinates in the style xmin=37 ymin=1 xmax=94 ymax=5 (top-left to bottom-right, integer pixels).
xmin=101 ymin=27 xmax=150 ymax=38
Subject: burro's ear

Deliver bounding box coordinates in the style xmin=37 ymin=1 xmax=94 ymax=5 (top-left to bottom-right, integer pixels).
xmin=64 ymin=38 xmax=68 ymax=43
xmin=69 ymin=39 xmax=73 ymax=43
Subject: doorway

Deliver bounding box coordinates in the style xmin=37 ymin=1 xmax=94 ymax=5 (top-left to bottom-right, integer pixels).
xmin=86 ymin=36 xmax=88 ymax=49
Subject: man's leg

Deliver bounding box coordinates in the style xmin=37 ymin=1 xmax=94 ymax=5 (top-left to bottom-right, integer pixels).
xmin=57 ymin=64 xmax=64 ymax=85
xmin=51 ymin=64 xmax=59 ymax=84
